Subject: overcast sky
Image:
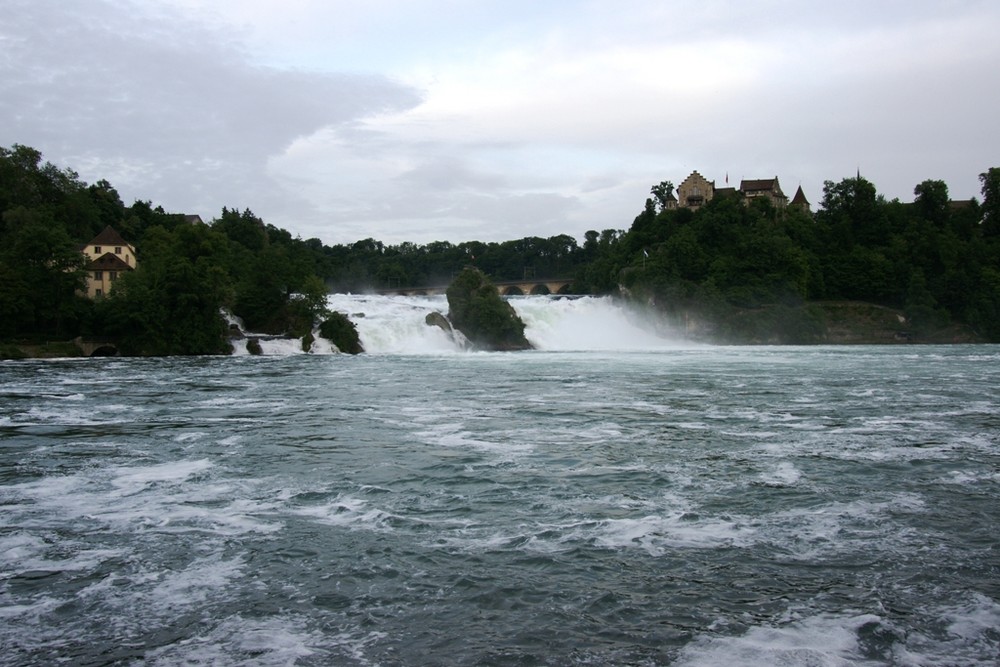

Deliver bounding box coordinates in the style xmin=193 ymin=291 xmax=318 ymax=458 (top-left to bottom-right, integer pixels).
xmin=3 ymin=1 xmax=999 ymax=245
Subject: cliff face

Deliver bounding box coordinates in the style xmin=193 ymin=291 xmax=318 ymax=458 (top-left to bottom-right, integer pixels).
xmin=446 ymin=267 xmax=533 ymax=351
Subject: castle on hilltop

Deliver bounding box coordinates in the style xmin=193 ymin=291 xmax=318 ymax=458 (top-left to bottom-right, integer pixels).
xmin=666 ymin=171 xmax=810 ymax=213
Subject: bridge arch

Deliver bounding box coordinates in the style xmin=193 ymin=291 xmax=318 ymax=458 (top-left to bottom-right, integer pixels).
xmin=530 ymin=284 xmax=551 ymax=295
xmin=502 ymin=285 xmax=524 ymax=296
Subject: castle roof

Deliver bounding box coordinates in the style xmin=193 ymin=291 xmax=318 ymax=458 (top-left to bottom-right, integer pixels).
xmin=740 ymin=178 xmax=784 ymax=196
xmin=791 ymin=185 xmax=810 ymax=206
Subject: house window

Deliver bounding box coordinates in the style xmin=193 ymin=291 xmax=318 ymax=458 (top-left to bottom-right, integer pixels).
xmin=94 ymin=270 xmax=103 ymax=280
xmin=94 ymin=246 xmax=102 ymax=254
xmin=109 ymin=271 xmax=118 ymax=281
xmin=115 ymin=246 xmax=122 ymax=254
xmin=95 ymin=289 xmax=102 ymax=297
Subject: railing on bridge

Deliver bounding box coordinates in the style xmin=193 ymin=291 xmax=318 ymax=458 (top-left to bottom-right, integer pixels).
xmin=366 ymin=278 xmax=575 ymax=297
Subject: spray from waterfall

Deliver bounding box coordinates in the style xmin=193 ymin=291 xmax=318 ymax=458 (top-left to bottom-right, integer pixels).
xmin=323 ymin=294 xmax=681 ymax=354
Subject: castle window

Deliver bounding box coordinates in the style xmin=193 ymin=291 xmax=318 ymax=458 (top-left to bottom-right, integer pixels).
xmin=109 ymin=271 xmax=118 ymax=281
xmin=94 ymin=246 xmax=101 ymax=254
xmin=94 ymin=270 xmax=103 ymax=280
xmin=95 ymin=289 xmax=102 ymax=297
xmin=115 ymin=246 xmax=122 ymax=254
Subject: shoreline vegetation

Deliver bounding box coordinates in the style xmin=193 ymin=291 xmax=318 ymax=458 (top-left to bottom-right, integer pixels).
xmin=1 ymin=143 xmax=998 ymax=358
xmin=0 ymin=299 xmax=984 ymax=361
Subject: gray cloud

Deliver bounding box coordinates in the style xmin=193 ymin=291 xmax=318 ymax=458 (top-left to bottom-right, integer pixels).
xmin=2 ymin=0 xmax=998 ymax=246
xmin=1 ymin=0 xmax=421 ymax=224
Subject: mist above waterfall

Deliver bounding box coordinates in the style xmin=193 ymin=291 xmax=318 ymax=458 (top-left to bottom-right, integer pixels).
xmin=324 ymin=294 xmax=680 ymax=354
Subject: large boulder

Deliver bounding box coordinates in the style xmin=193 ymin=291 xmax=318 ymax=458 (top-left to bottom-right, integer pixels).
xmin=446 ymin=267 xmax=532 ymax=351
xmin=425 ymin=311 xmax=453 ymax=333
xmin=318 ymin=312 xmax=364 ymax=354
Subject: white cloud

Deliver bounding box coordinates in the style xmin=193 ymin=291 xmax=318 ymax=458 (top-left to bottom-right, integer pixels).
xmin=2 ymin=0 xmax=998 ymax=245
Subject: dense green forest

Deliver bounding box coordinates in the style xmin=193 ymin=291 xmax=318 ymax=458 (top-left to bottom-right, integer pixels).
xmin=614 ymin=173 xmax=1000 ymax=341
xmin=1 ymin=142 xmax=998 ymax=355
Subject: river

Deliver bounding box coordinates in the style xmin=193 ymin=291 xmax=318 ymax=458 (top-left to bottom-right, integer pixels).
xmin=1 ymin=295 xmax=998 ymax=665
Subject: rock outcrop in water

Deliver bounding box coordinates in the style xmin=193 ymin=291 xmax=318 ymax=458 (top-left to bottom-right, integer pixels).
xmin=318 ymin=312 xmax=364 ymax=354
xmin=425 ymin=311 xmax=453 ymax=334
xmin=445 ymin=267 xmax=532 ymax=351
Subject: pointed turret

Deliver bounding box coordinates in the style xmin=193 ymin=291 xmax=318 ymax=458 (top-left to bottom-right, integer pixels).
xmin=791 ymin=185 xmax=810 ymax=213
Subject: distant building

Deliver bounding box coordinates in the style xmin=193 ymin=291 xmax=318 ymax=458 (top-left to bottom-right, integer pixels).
xmin=80 ymin=226 xmax=136 ymax=298
xmin=740 ymin=177 xmax=788 ymax=208
xmin=674 ymin=171 xmax=806 ymax=212
xmin=677 ymin=171 xmax=716 ymax=210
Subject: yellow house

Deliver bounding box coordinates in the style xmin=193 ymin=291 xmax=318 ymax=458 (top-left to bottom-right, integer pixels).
xmin=81 ymin=226 xmax=136 ymax=298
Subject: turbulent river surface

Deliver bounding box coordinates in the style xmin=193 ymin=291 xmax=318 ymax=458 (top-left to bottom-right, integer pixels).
xmin=2 ymin=295 xmax=999 ymax=666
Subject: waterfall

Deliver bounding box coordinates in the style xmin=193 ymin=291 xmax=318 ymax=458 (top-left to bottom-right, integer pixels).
xmin=323 ymin=294 xmax=680 ymax=354
xmin=511 ymin=296 xmax=677 ymax=351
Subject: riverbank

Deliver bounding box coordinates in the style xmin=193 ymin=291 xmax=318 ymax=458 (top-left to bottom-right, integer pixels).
xmin=2 ymin=299 xmax=988 ymax=360
xmin=657 ymin=299 xmax=986 ymax=345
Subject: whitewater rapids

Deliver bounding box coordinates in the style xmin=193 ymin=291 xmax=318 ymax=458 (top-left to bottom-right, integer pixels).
xmin=318 ymin=293 xmax=679 ymax=354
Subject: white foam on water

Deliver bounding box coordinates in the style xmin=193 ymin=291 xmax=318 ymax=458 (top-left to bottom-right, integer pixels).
xmin=592 ymin=512 xmax=757 ymax=555
xmin=146 ymin=554 xmax=246 ymax=607
xmin=941 ymin=469 xmax=1000 ymax=485
xmin=0 ymin=595 xmax=63 ymax=622
xmin=290 ymin=495 xmax=397 ymax=532
xmin=109 ymin=459 xmax=214 ymax=496
xmin=238 ymin=333 xmax=338 ymax=355
xmin=308 ymin=332 xmax=338 ymax=354
xmin=327 ymin=293 xmax=461 ymax=354
xmin=0 ymin=531 xmax=122 ymax=576
xmin=512 ymin=296 xmax=680 ymax=350
xmin=323 ymin=293 xmax=686 ymax=353
xmin=257 ymin=337 xmax=309 ymax=355
xmin=229 ymin=339 xmax=250 ymax=355
xmin=2 ymin=459 xmax=281 ymax=536
xmin=197 ymin=395 xmax=276 ymax=410
xmin=23 ymin=405 xmax=110 ymax=425
xmin=510 ymin=492 xmax=927 ymax=560
xmin=415 ymin=421 xmax=534 ymax=457
xmin=756 ymin=494 xmax=926 ymax=561
xmin=144 ymin=616 xmax=385 ymax=667
xmin=944 ymin=593 xmax=1000 ymax=643
xmin=887 ymin=593 xmax=1000 ymax=666
xmin=757 ymin=461 xmax=804 ymax=487
xmin=674 ymin=612 xmax=884 ymax=667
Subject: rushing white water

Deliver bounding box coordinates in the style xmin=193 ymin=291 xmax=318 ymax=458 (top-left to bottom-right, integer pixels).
xmin=323 ymin=293 xmax=679 ymax=354
xmin=3 ymin=346 xmax=999 ymax=665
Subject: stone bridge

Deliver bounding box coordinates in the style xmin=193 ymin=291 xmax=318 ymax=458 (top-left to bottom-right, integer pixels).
xmin=372 ymin=278 xmax=574 ymax=297
xmin=73 ymin=337 xmax=120 ymax=357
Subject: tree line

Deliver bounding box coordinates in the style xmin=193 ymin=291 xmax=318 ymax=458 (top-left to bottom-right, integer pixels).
xmin=1 ymin=142 xmax=998 ymax=354
xmin=604 ymin=172 xmax=1000 ymax=340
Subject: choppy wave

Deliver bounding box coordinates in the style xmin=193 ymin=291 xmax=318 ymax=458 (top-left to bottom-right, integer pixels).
xmin=1 ymin=346 xmax=998 ymax=664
